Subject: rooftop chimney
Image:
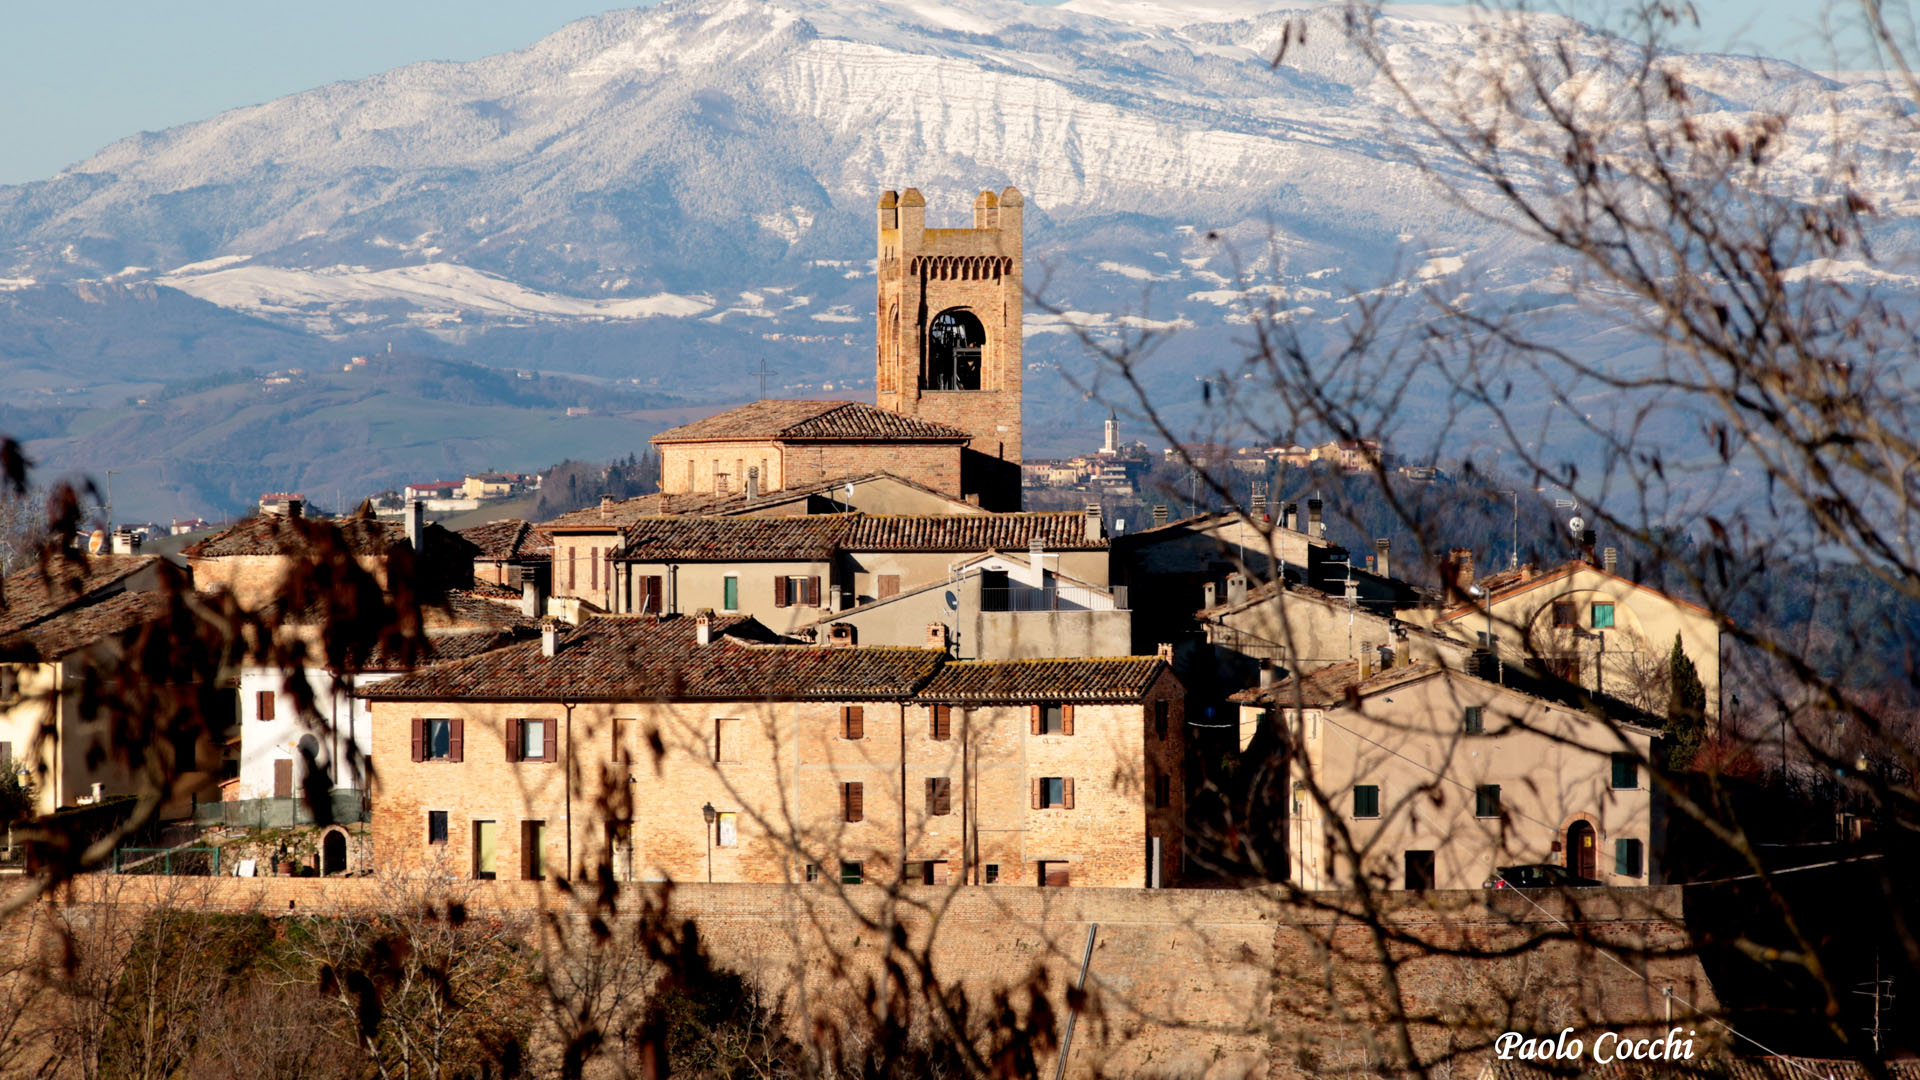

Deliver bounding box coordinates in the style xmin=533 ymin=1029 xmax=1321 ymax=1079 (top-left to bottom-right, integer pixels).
xmin=1602 ymin=546 xmax=1618 ymax=574
xmin=1374 ymin=538 xmax=1391 ymax=580
xmin=1359 ymin=641 xmax=1374 ymax=679
xmin=406 ymin=499 xmax=426 ymax=551
xmin=1202 ymin=581 xmax=1217 ymax=608
xmin=1447 ymin=547 xmax=1475 ymax=593
xmin=695 ymin=608 xmax=714 ymax=646
xmin=1226 ymin=571 xmax=1248 ymax=606
xmin=1152 ymin=504 xmax=1169 ymax=527
xmin=746 ymin=466 xmax=760 ymax=501
xmin=1258 ymin=661 xmax=1274 ymax=688
xmin=1084 ymin=504 xmax=1103 ymax=544
xmin=1306 ymin=498 xmax=1324 ymax=539
xmin=827 ymin=622 xmax=856 ymax=647
xmin=927 ymin=622 xmax=949 ymax=652
xmin=541 ymin=618 xmax=560 ymax=657
xmin=521 ymin=579 xmax=542 ymax=619
xmin=599 ymin=494 xmax=614 ymax=520
xmin=1282 ymin=502 xmax=1298 ymax=532
xmin=1157 ymin=642 xmax=1174 ymax=661
xmin=284 ymin=498 xmax=304 ymax=520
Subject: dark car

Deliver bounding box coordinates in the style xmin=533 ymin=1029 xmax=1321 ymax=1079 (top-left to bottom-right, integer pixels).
xmin=1483 ymin=863 xmax=1604 ymax=889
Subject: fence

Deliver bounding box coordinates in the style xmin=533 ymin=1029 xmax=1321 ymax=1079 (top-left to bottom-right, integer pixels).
xmin=114 ymin=846 xmax=221 ymax=876
xmin=979 ymin=584 xmax=1125 ymax=612
xmin=191 ymin=791 xmax=369 ymax=830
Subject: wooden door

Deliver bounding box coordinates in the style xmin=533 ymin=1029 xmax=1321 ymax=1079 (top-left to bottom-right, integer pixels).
xmin=1568 ymin=821 xmax=1597 ymax=879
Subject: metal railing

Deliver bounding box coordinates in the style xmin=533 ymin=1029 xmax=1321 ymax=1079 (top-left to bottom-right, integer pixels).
xmin=191 ymin=792 xmax=369 ymax=829
xmin=979 ymin=585 xmax=1125 ymax=612
xmin=114 ymin=847 xmax=221 ymax=876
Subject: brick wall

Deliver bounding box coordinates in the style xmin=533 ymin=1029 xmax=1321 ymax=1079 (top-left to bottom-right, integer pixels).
xmin=24 ymin=876 xmax=1718 ymax=1079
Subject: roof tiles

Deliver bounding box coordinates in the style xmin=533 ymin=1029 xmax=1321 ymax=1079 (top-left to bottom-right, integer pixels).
xmin=918 ymin=657 xmax=1165 ymax=703
xmin=651 ymin=400 xmax=969 ymax=443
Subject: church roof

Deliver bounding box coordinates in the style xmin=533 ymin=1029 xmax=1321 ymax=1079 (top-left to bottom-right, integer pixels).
xmin=651 ymin=400 xmax=970 ymax=444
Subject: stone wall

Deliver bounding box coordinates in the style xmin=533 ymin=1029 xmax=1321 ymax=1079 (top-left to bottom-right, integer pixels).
xmin=21 ymin=877 xmax=1719 ymax=1079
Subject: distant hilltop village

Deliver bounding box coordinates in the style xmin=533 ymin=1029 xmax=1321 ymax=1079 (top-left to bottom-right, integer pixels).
xmin=8 ymin=185 xmax=1720 ymax=905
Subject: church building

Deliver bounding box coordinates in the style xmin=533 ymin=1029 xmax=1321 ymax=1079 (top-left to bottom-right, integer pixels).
xmin=652 ymin=186 xmax=1027 ymax=511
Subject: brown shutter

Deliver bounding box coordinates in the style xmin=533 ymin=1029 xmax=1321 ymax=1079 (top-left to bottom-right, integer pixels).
xmin=412 ymin=718 xmax=425 ymax=762
xmin=543 ymin=718 xmax=556 ymax=762
xmin=844 ymin=706 xmax=864 ymax=740
xmin=774 ymin=577 xmax=789 ymax=608
xmin=645 ymin=576 xmax=663 ymax=613
xmin=1030 ymin=705 xmax=1042 ymax=736
xmin=1062 ymin=705 xmax=1075 ymax=736
xmin=591 ymin=547 xmax=599 ymax=589
xmin=878 ymin=574 xmax=901 ymax=599
xmin=449 ymin=718 xmax=464 ymax=763
xmin=931 ymin=705 xmax=950 ymax=741
xmin=845 ymin=782 xmax=864 ymax=823
xmin=1031 ymin=777 xmax=1043 ymax=810
xmin=506 ymin=719 xmax=520 ymax=763
xmin=568 ymin=547 xmax=577 ymax=590
xmin=1062 ymin=777 xmax=1075 ymax=809
xmin=258 ymin=691 xmax=275 ymax=721
xmin=808 ymin=576 xmax=822 ymax=606
xmin=273 ymin=759 xmax=293 ymax=798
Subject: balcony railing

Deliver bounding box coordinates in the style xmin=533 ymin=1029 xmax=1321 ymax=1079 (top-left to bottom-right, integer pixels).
xmin=979 ymin=585 xmax=1126 ymax=612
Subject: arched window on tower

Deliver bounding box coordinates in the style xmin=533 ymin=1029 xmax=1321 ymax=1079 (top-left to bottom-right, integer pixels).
xmin=925 ymin=308 xmax=985 ymax=390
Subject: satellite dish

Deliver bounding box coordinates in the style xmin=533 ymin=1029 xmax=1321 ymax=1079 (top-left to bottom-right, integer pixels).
xmin=844 ymin=482 xmax=856 ymax=500
xmin=944 ymin=590 xmax=959 ymax=611
xmin=1568 ymin=516 xmax=1586 ymax=536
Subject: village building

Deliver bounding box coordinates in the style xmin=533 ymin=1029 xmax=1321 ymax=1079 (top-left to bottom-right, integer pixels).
xmin=360 ymin=613 xmax=1181 ymax=888
xmin=458 ymin=519 xmax=552 ymax=589
xmin=185 ymin=500 xmax=478 ymax=611
xmin=1232 ymin=660 xmax=1659 ymax=891
xmin=651 ymin=400 xmax=974 ymax=503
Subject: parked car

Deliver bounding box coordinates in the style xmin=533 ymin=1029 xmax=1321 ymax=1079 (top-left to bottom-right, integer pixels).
xmin=1483 ymin=863 xmax=1603 ymax=889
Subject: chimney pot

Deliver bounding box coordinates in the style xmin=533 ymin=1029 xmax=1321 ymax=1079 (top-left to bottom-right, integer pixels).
xmin=1226 ymin=571 xmax=1248 ymax=606
xmin=599 ymin=493 xmax=614 ymax=520
xmin=540 ymin=619 xmax=561 ymax=657
xmin=1157 ymin=642 xmax=1174 ymax=661
xmin=1084 ymin=504 xmax=1103 ymax=543
xmin=1258 ymin=661 xmax=1274 ymax=688
xmin=1307 ymin=498 xmax=1324 ymax=539
xmin=286 ymin=498 xmax=304 ymax=520
xmin=1374 ymin=537 xmax=1391 ymax=580
xmin=1448 ymin=547 xmax=1475 ymax=592
xmin=1602 ymin=546 xmax=1618 ymax=574
xmin=1282 ymin=502 xmax=1298 ymax=532
xmin=927 ymin=622 xmax=949 ymax=651
xmin=406 ymin=499 xmax=426 ymax=551
xmin=1203 ymin=581 xmax=1218 ymax=608
xmin=695 ymin=608 xmax=714 ymax=646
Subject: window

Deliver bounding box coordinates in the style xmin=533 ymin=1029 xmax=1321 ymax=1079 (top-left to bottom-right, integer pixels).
xmin=840 ymin=860 xmax=864 ymax=885
xmin=1463 ymin=706 xmax=1484 ymax=735
xmin=427 ymin=811 xmax=448 ymax=845
xmin=1611 ymin=753 xmax=1639 ymax=789
xmin=1154 ymin=774 xmax=1172 ymax=810
xmin=984 ymin=863 xmax=1000 ymax=884
xmin=634 ymin=575 xmax=664 ymax=614
xmin=413 ymin=718 xmax=462 ymax=762
xmin=1353 ymin=784 xmax=1381 ymax=819
xmin=716 ymin=812 xmax=738 ymax=847
xmin=774 ymin=575 xmax=820 ymax=608
xmin=1475 ymin=784 xmax=1502 ymax=818
xmin=804 ymin=863 xmax=820 ymax=883
xmin=1552 ymin=600 xmax=1576 ymax=628
xmin=877 ymin=574 xmax=901 ymax=599
xmin=256 ymin=691 xmax=276 ymax=721
xmin=473 ymin=820 xmax=498 ymax=879
xmin=507 ymin=718 xmax=553 ymax=763
xmin=918 ymin=859 xmax=950 ymax=885
xmin=1404 ymin=850 xmax=1436 ymax=891
xmin=1154 ymin=699 xmax=1169 ymax=739
xmin=1039 ymin=860 xmax=1070 ymax=887
xmin=842 ymin=782 xmax=864 ymax=823
xmin=841 ymin=706 xmax=865 ymax=740
xmin=522 ymin=820 xmax=546 ymax=881
xmin=1032 ymin=703 xmax=1072 ymax=736
xmin=1615 ymin=837 xmax=1644 ymax=877
xmin=567 ymin=547 xmax=577 ymax=591
xmin=929 ymin=705 xmax=951 ymax=741
xmin=722 ymin=575 xmax=739 ymax=612
xmin=927 ymin=777 xmax=952 ymax=816
xmin=1591 ymin=602 xmax=1615 ymax=629
xmin=1034 ymin=776 xmax=1074 ymax=809
xmin=713 ymin=718 xmax=741 ymax=763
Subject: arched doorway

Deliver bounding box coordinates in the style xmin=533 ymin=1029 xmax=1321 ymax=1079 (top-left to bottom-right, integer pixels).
xmin=1566 ymin=820 xmax=1597 ymax=879
xmin=321 ymin=829 xmax=348 ymax=876
xmin=925 ymin=308 xmax=985 ymax=390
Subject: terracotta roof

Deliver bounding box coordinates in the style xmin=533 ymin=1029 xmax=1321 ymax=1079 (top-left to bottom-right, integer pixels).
xmin=431 ymin=588 xmax=538 ymax=629
xmin=540 ymin=471 xmax=983 ymax=530
xmin=918 ymin=657 xmax=1166 ymax=703
xmin=1435 ymin=559 xmax=1711 ymax=621
xmin=0 ymin=555 xmax=160 ymax=636
xmin=842 ymin=513 xmax=1103 ymax=552
xmin=1230 ymin=660 xmax=1440 ymax=707
xmin=651 ymin=400 xmax=969 ymax=444
xmin=619 ymin=516 xmax=845 ymax=562
xmin=0 ymin=590 xmax=171 ymax=661
xmin=458 ymin=520 xmax=548 ymax=561
xmin=361 ymin=627 xmax=529 ymax=671
xmin=360 ymin=615 xmax=945 ymax=703
xmin=183 ymin=514 xmax=479 ymax=563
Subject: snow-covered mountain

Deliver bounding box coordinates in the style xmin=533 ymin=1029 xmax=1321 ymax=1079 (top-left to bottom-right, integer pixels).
xmin=0 ymin=0 xmax=1914 ymax=516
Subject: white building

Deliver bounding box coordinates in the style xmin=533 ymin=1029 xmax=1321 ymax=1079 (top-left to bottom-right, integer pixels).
xmin=236 ymin=666 xmax=393 ymax=801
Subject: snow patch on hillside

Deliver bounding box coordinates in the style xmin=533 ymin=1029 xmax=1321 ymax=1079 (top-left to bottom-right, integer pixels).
xmin=158 ymin=263 xmax=713 ymax=323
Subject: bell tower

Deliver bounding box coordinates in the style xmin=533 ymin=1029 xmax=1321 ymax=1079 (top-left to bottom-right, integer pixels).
xmin=876 ymin=186 xmax=1024 ymax=473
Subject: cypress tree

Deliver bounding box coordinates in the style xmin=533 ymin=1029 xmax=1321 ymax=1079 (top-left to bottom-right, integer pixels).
xmin=1666 ymin=632 xmax=1708 ymax=768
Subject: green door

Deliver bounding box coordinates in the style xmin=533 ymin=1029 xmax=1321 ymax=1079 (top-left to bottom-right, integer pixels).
xmin=473 ymin=820 xmax=497 ymax=879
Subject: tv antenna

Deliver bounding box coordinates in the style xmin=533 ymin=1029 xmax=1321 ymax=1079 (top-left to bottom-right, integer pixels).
xmin=1853 ymin=954 xmax=1895 ymax=1053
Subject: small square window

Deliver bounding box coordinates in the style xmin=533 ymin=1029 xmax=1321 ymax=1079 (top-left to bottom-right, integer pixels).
xmin=716 ymin=812 xmax=737 ymax=848
xmin=1552 ymin=601 xmax=1576 ymax=628
xmin=1041 ymin=704 xmax=1064 ymax=734
xmin=1475 ymin=784 xmax=1502 ymax=818
xmin=1463 ymin=706 xmax=1484 ymax=735
xmin=1615 ymin=837 xmax=1643 ymax=877
xmin=1042 ymin=777 xmax=1065 ymax=808
xmin=1039 ymin=860 xmax=1070 ymax=887
xmin=840 ymin=860 xmax=864 ymax=885
xmin=1611 ymin=753 xmax=1639 ymax=789
xmin=984 ymin=863 xmax=1000 ymax=884
xmin=427 ymin=810 xmax=448 ymax=845
xmin=1591 ymin=602 xmax=1615 ymax=629
xmin=804 ymin=863 xmax=819 ymax=883
xmin=1353 ymin=785 xmax=1380 ymax=819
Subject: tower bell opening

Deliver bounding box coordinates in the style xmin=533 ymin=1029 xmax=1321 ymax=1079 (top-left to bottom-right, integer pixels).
xmin=925 ymin=308 xmax=985 ymax=390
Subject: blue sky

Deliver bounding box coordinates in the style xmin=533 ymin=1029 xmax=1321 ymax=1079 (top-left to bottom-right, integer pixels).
xmin=0 ymin=0 xmax=1872 ymax=186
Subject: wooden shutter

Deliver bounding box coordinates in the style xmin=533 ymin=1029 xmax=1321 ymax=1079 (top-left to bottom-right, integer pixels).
xmin=1062 ymin=777 xmax=1075 ymax=809
xmin=878 ymin=574 xmax=900 ymax=599
xmin=449 ymin=718 xmax=464 ymax=763
xmin=568 ymin=547 xmax=577 ymax=590
xmin=1031 ymin=777 xmax=1043 ymax=809
xmin=774 ymin=577 xmax=789 ymax=608
xmin=273 ymin=759 xmax=293 ymax=798
xmin=844 ymin=706 xmax=864 ymax=740
xmin=506 ymin=719 xmax=521 ymax=763
xmin=931 ymin=860 xmax=950 ymax=885
xmin=543 ymin=718 xmax=556 ymax=762
xmin=930 ymin=705 xmax=950 ymax=741
xmin=591 ymin=546 xmax=599 ymax=589
xmin=642 ymin=576 xmax=663 ymax=613
xmin=412 ymin=718 xmax=425 ymax=762
xmin=258 ymin=691 xmax=275 ymax=721
xmin=1030 ymin=705 xmax=1042 ymax=736
xmin=844 ymin=782 xmax=864 ymax=823
xmin=808 ymin=576 xmax=822 ymax=606
xmin=1062 ymin=705 xmax=1075 ymax=736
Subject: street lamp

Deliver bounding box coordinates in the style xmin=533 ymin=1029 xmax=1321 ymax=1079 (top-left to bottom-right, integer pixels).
xmin=701 ymin=802 xmax=716 ymax=883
